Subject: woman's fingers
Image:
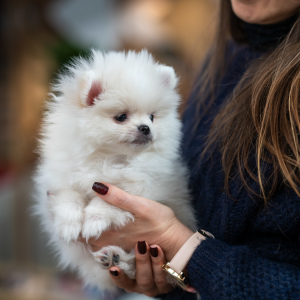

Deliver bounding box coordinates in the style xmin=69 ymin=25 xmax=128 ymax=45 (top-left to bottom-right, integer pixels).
xmin=108 ymin=242 xmax=157 ymax=296
xmin=149 ymin=245 xmax=172 ymax=294
xmin=109 ymin=266 xmax=137 ymax=293
xmin=135 ymin=241 xmax=155 ymax=293
xmin=92 ymin=182 xmax=151 ymax=215
xmin=108 ymin=242 xmax=172 ymax=297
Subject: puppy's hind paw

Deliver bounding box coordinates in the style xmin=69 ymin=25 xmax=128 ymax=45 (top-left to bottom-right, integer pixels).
xmin=91 ymin=246 xmax=136 ymax=278
xmin=92 ymin=247 xmax=118 ymax=269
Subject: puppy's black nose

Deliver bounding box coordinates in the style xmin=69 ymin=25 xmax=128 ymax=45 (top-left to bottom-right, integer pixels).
xmin=138 ymin=125 xmax=150 ymax=135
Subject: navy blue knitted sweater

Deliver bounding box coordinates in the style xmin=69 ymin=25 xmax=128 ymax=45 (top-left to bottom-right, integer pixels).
xmin=159 ymin=21 xmax=300 ymax=300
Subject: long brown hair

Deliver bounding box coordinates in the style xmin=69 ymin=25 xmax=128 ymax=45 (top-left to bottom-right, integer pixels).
xmin=197 ymin=1 xmax=300 ymax=204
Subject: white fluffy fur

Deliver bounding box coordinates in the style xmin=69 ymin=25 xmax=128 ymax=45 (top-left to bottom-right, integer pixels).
xmin=33 ymin=49 xmax=196 ymax=291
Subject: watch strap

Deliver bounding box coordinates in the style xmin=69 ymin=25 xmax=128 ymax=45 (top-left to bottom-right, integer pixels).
xmin=168 ymin=231 xmax=206 ymax=274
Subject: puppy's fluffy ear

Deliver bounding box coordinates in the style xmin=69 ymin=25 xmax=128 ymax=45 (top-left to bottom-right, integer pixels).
xmin=78 ymin=71 xmax=102 ymax=107
xmin=86 ymin=81 xmax=102 ymax=106
xmin=158 ymin=65 xmax=178 ymax=90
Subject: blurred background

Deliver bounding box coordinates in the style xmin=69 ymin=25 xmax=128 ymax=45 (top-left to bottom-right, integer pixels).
xmin=0 ymin=0 xmax=218 ymax=299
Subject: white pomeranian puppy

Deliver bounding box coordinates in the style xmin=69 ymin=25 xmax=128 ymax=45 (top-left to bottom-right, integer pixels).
xmin=34 ymin=49 xmax=196 ymax=291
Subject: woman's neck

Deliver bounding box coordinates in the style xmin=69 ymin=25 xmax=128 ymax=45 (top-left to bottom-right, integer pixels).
xmin=242 ymin=14 xmax=298 ymax=51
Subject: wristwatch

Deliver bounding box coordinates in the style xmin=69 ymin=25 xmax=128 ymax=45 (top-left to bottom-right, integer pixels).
xmin=162 ymin=229 xmax=214 ymax=288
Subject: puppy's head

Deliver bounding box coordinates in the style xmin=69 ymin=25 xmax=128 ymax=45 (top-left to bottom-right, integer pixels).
xmin=53 ymin=50 xmax=181 ymax=156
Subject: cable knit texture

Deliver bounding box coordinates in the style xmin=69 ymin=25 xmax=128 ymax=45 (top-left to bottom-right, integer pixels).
xmin=158 ymin=20 xmax=300 ymax=300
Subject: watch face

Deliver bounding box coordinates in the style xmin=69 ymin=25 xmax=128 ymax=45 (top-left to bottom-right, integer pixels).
xmin=176 ymin=278 xmax=187 ymax=289
xmin=162 ymin=263 xmax=187 ymax=289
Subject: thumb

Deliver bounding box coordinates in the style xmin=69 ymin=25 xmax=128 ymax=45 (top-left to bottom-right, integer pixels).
xmin=92 ymin=182 xmax=151 ymax=215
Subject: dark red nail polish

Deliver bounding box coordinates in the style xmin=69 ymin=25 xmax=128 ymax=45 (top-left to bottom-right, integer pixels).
xmin=150 ymin=247 xmax=158 ymax=258
xmin=137 ymin=241 xmax=147 ymax=254
xmin=110 ymin=270 xmax=118 ymax=277
xmin=92 ymin=182 xmax=108 ymax=195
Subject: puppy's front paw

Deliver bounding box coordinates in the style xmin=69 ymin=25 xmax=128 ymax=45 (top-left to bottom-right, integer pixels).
xmin=81 ymin=215 xmax=110 ymax=240
xmin=92 ymin=246 xmax=135 ymax=279
xmin=82 ymin=197 xmax=134 ymax=240
xmin=55 ymin=214 xmax=83 ymax=243
xmin=48 ymin=190 xmax=84 ymax=243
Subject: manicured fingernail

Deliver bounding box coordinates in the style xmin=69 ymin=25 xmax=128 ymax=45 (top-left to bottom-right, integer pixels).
xmin=92 ymin=182 xmax=108 ymax=195
xmin=137 ymin=241 xmax=147 ymax=254
xmin=186 ymin=285 xmax=197 ymax=293
xmin=110 ymin=270 xmax=118 ymax=277
xmin=150 ymin=246 xmax=158 ymax=257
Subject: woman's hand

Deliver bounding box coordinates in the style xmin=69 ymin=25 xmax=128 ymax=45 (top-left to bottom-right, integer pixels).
xmin=87 ymin=182 xmax=193 ymax=261
xmin=107 ymin=241 xmax=197 ymax=296
xmin=108 ymin=242 xmax=173 ymax=297
xmin=79 ymin=182 xmax=196 ymax=296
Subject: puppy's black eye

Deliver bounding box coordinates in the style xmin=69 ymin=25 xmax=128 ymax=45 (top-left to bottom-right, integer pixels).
xmin=115 ymin=114 xmax=127 ymax=122
xmin=149 ymin=114 xmax=154 ymax=122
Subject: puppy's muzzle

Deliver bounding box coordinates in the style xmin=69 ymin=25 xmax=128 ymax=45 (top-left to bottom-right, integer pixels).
xmin=138 ymin=125 xmax=150 ymax=136
xmin=133 ymin=124 xmax=152 ymax=144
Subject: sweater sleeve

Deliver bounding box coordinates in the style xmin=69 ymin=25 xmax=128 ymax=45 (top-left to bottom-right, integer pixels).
xmin=186 ymin=238 xmax=300 ymax=299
